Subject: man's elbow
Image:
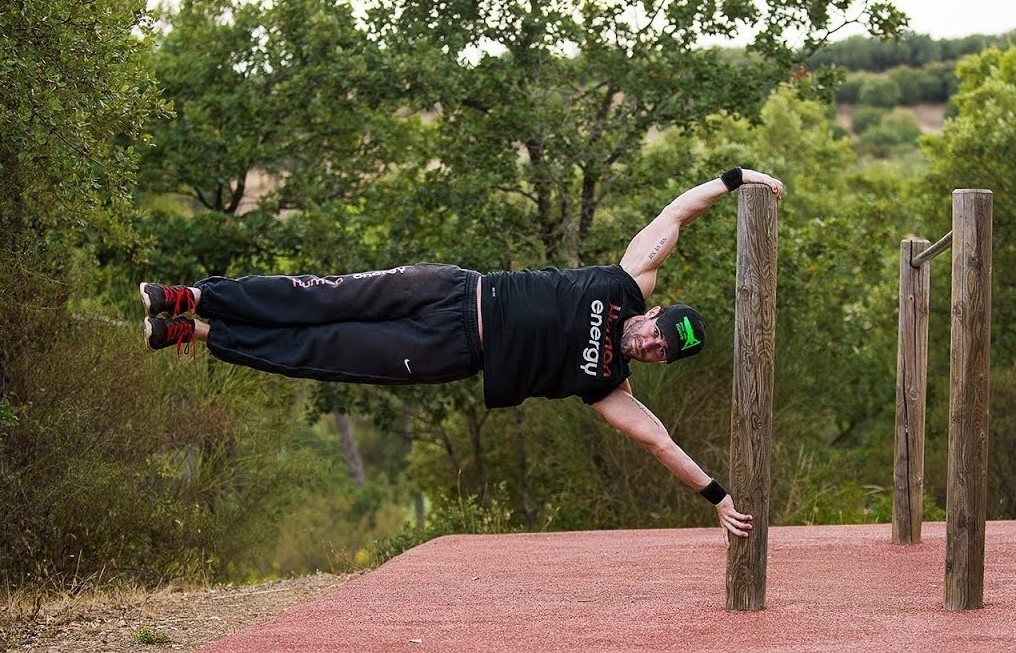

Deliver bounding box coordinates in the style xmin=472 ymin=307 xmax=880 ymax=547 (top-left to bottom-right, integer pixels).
xmin=629 ymin=429 xmax=671 ymax=455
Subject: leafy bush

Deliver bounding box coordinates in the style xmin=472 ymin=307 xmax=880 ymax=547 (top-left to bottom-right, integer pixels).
xmin=836 ymin=72 xmax=872 ymax=103
xmin=888 ymin=66 xmax=928 ymax=104
xmin=851 ymin=106 xmax=887 ymax=135
xmin=0 ymin=256 xmax=310 ymax=587
xmin=859 ymin=76 xmax=902 ymax=107
xmin=368 ymin=485 xmax=520 ymax=566
xmin=856 ymin=109 xmax=922 ymax=157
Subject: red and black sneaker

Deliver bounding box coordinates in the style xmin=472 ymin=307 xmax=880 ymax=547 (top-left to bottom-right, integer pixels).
xmin=144 ymin=316 xmax=196 ymax=354
xmin=140 ymin=282 xmax=196 ymax=318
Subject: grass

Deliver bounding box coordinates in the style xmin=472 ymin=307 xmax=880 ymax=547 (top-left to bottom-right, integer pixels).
xmin=132 ymin=625 xmax=171 ymax=644
xmin=1 ymin=575 xmax=178 ymax=650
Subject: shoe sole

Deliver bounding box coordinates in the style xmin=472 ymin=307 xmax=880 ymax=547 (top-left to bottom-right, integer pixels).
xmin=139 ymin=282 xmax=156 ymax=317
xmin=143 ymin=316 xmax=156 ymax=352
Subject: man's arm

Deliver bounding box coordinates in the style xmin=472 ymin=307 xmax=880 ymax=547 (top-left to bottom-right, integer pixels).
xmin=591 ymin=381 xmax=753 ymax=540
xmin=619 ymin=168 xmax=784 ymax=299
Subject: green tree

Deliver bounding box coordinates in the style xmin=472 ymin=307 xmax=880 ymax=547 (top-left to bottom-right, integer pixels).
xmin=852 ymin=105 xmax=888 ymax=134
xmin=923 ymin=47 xmax=1015 ymax=356
xmin=142 ymin=0 xmax=427 ymax=216
xmin=922 ymin=46 xmax=1016 ymax=518
xmin=403 ymin=88 xmax=915 ymax=533
xmin=836 ymin=71 xmax=870 ymax=103
xmin=130 ymin=1 xmax=463 ymax=571
xmin=350 ymin=0 xmax=908 ymax=532
xmin=0 ymin=0 xmax=167 ymax=254
xmin=888 ymin=66 xmax=926 ymax=104
xmin=0 ymin=0 xmax=342 ymax=589
xmin=365 ymin=0 xmax=906 ymax=266
xmin=121 ymin=1 xmax=921 ymax=553
xmin=807 ymin=30 xmax=1016 ymax=71
xmin=142 ymin=0 xmax=285 ymax=213
xmin=920 ymin=60 xmax=959 ymax=102
xmin=857 ymin=107 xmax=922 ymax=157
xmin=858 ymin=75 xmax=902 ymax=107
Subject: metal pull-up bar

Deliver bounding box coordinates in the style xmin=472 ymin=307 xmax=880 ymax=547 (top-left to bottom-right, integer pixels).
xmin=909 ymin=230 xmax=953 ymax=267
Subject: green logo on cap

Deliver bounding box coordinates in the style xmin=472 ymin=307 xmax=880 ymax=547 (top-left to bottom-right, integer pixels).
xmin=678 ymin=316 xmax=701 ymax=351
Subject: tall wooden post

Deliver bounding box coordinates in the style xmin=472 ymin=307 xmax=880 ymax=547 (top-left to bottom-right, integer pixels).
xmin=893 ymin=239 xmax=931 ymax=544
xmin=726 ymin=184 xmax=778 ymax=611
xmin=945 ymin=189 xmax=992 ymax=610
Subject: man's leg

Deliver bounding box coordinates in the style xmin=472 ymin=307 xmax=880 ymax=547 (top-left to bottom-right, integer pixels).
xmin=199 ymin=318 xmax=477 ymax=384
xmin=194 ymin=264 xmax=465 ymax=326
xmin=144 ymin=266 xmax=482 ymax=384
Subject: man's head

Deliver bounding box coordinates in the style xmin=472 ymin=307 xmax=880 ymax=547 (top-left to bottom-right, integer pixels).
xmin=620 ymin=304 xmax=706 ymax=364
xmin=656 ymin=304 xmax=706 ymax=362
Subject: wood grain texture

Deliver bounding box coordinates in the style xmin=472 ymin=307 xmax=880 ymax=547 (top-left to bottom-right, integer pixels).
xmin=893 ymin=239 xmax=930 ymax=545
xmin=945 ymin=189 xmax=992 ymax=610
xmin=726 ymin=185 xmax=778 ymax=611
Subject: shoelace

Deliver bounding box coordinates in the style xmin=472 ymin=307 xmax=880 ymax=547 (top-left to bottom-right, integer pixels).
xmin=165 ymin=319 xmax=197 ymax=361
xmin=164 ymin=286 xmax=196 ymax=316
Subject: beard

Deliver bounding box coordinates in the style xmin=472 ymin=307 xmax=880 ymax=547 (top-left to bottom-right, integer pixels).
xmin=619 ymin=316 xmax=646 ymax=358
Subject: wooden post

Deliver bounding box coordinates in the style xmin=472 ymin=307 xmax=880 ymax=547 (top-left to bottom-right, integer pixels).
xmin=945 ymin=189 xmax=992 ymax=610
xmin=893 ymin=239 xmax=931 ymax=544
xmin=726 ymin=184 xmax=778 ymax=611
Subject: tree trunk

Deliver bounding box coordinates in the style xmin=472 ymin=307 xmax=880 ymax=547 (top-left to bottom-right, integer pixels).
xmin=514 ymin=409 xmax=535 ymax=529
xmin=397 ymin=402 xmax=428 ymax=527
xmin=467 ymin=408 xmax=489 ymax=508
xmin=527 ymin=139 xmax=556 ymax=263
xmin=552 ymin=193 xmax=579 ymax=267
xmin=334 ymin=412 xmax=365 ymax=487
xmin=414 ymin=493 xmax=425 ymax=527
xmin=578 ymin=173 xmax=599 ymax=261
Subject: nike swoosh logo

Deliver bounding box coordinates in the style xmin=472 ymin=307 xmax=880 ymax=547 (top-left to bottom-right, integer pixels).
xmin=404 ymin=358 xmax=412 ymax=374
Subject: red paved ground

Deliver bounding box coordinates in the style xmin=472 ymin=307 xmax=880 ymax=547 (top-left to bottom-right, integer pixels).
xmin=203 ymin=521 xmax=1016 ymax=652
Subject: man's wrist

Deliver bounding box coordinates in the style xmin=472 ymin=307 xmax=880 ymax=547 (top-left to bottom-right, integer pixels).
xmin=720 ymin=167 xmax=743 ymax=192
xmin=699 ymin=478 xmax=728 ymax=505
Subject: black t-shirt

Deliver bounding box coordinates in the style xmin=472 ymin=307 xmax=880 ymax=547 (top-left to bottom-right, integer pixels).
xmin=480 ymin=265 xmax=647 ymax=408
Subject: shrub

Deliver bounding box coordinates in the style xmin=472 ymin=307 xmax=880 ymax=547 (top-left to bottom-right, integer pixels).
xmin=132 ymin=627 xmax=171 ymax=645
xmin=836 ymin=73 xmax=869 ymax=103
xmin=851 ymin=106 xmax=887 ymax=135
xmin=856 ymin=109 xmax=922 ymax=157
xmin=0 ymin=255 xmax=307 ymax=588
xmin=888 ymin=66 xmax=926 ymax=105
xmin=368 ymin=485 xmax=519 ymax=566
xmin=858 ymin=76 xmax=902 ymax=107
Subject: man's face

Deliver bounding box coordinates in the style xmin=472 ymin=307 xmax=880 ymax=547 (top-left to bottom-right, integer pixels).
xmin=620 ymin=309 xmax=669 ymax=363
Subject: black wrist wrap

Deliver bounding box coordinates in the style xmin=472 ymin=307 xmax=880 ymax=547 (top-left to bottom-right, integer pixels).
xmin=720 ymin=167 xmax=743 ymax=192
xmin=699 ymin=478 xmax=727 ymax=505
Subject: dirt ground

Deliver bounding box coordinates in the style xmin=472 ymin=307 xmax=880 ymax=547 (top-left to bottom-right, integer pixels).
xmin=3 ymin=572 xmax=353 ymax=652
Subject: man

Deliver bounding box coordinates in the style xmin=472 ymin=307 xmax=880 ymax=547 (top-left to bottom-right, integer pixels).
xmin=141 ymin=166 xmax=784 ymax=541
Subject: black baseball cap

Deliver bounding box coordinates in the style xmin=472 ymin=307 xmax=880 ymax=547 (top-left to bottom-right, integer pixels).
xmin=657 ymin=304 xmax=706 ymax=363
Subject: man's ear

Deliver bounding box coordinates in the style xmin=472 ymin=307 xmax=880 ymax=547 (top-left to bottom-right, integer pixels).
xmin=647 ymin=305 xmax=662 ymax=318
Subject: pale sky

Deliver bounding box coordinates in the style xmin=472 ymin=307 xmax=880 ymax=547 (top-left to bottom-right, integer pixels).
xmin=703 ymin=0 xmax=1016 ymax=47
xmin=885 ymin=0 xmax=1016 ymax=40
xmin=155 ymin=1 xmax=1016 ymax=48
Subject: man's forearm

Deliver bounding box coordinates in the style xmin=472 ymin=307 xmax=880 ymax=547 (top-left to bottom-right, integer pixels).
xmin=642 ymin=436 xmax=712 ymax=491
xmin=593 ymin=387 xmax=716 ymax=494
xmin=661 ymin=167 xmax=782 ymax=229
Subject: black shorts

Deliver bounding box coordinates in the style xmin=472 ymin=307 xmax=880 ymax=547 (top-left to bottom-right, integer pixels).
xmin=197 ymin=264 xmax=483 ymax=385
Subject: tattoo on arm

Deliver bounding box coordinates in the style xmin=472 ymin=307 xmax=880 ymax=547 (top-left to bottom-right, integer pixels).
xmin=647 ymin=237 xmax=667 ymax=260
xmin=628 ymin=394 xmax=665 ymax=431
